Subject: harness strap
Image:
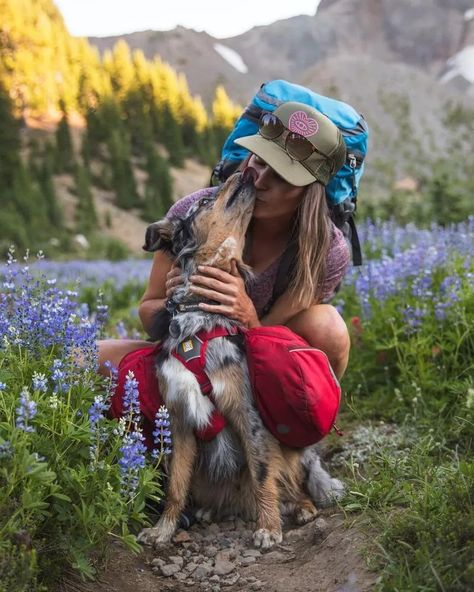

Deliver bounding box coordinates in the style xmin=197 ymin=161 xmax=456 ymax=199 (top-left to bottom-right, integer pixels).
xmin=171 ymin=326 xmax=239 ymax=441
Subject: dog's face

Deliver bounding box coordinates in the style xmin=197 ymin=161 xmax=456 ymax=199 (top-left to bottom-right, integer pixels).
xmin=144 ymin=171 xmax=256 ymax=273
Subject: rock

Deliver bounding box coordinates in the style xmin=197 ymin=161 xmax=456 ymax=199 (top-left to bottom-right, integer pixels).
xmin=168 ymin=555 xmax=184 ymax=567
xmin=313 ymin=517 xmax=329 ymax=542
xmin=260 ymin=551 xmax=291 ymax=563
xmin=204 ymin=545 xmax=219 ymax=557
xmin=242 ymin=549 xmax=261 ymax=558
xmin=209 ymin=574 xmax=221 ymax=583
xmin=193 ymin=564 xmax=213 ymax=581
xmin=207 ymin=523 xmax=221 ymax=535
xmin=240 ymin=556 xmax=256 ymax=566
xmin=151 ymin=557 xmax=166 ymax=568
xmin=160 ymin=564 xmax=181 ymax=577
xmin=173 ymin=530 xmax=192 ymax=544
xmin=213 ymin=557 xmax=236 ymax=576
xmin=221 ymin=573 xmax=240 ymax=586
xmin=251 ymin=581 xmax=265 ymax=590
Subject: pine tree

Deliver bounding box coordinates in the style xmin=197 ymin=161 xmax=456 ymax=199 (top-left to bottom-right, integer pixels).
xmin=38 ymin=157 xmax=63 ymax=228
xmin=55 ymin=110 xmax=75 ymax=173
xmin=142 ymin=144 xmax=174 ymax=220
xmin=161 ymin=104 xmax=185 ymax=167
xmin=107 ymin=128 xmax=139 ymax=210
xmin=74 ymin=163 xmax=98 ymax=234
xmin=0 ymin=84 xmax=21 ymax=187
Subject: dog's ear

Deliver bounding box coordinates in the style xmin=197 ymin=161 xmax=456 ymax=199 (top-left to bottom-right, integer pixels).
xmin=143 ymin=218 xmax=175 ymax=253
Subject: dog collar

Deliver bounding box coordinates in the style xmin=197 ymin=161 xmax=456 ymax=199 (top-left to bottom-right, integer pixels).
xmin=166 ymin=297 xmax=219 ymax=314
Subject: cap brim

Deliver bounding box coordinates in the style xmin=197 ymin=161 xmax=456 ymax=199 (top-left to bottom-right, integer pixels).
xmin=235 ymin=135 xmax=316 ymax=187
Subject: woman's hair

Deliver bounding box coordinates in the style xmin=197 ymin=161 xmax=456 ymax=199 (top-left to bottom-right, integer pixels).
xmin=238 ymin=154 xmax=332 ymax=307
xmin=291 ymin=182 xmax=331 ymax=307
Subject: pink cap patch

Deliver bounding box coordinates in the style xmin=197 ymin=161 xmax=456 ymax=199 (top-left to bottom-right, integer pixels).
xmin=288 ymin=111 xmax=319 ymax=137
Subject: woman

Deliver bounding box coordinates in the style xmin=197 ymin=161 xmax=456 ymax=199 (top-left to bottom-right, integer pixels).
xmin=99 ymin=101 xmax=351 ymax=387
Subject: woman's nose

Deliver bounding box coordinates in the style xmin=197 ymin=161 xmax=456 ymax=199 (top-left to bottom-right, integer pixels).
xmin=253 ymin=164 xmax=273 ymax=189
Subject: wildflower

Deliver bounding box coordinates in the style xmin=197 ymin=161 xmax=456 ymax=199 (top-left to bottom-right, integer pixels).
xmin=15 ymin=387 xmax=37 ymax=433
xmin=32 ymin=372 xmax=48 ymax=393
xmin=51 ymin=359 xmax=67 ymax=393
xmin=152 ymin=405 xmax=172 ymax=459
xmin=116 ymin=321 xmax=128 ymax=339
xmin=88 ymin=395 xmax=109 ymax=430
xmin=119 ymin=430 xmax=147 ymax=499
xmin=48 ymin=395 xmax=60 ymax=409
xmin=0 ymin=382 xmax=6 ymax=391
xmin=122 ymin=371 xmax=141 ymax=423
xmin=403 ymin=305 xmax=425 ymax=333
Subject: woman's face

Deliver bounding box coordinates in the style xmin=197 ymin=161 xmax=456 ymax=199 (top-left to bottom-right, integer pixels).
xmin=248 ymin=154 xmax=306 ymax=219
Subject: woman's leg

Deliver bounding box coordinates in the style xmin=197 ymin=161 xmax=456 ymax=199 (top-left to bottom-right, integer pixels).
xmin=98 ymin=339 xmax=153 ymax=376
xmin=285 ymin=304 xmax=350 ymax=379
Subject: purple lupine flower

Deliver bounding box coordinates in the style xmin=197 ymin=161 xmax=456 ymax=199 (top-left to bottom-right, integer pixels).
xmin=15 ymin=388 xmax=37 ymax=433
xmin=403 ymin=305 xmax=426 ymax=334
xmin=88 ymin=395 xmax=109 ymax=430
xmin=115 ymin=321 xmax=128 ymax=339
xmin=50 ymin=359 xmax=68 ymax=394
xmin=152 ymin=405 xmax=172 ymax=459
xmin=122 ymin=371 xmax=141 ymax=422
xmin=32 ymin=372 xmax=48 ymax=393
xmin=88 ymin=394 xmax=110 ymax=468
xmin=434 ymin=301 xmax=450 ymax=321
xmin=119 ymin=430 xmax=147 ymax=498
xmin=102 ymin=360 xmax=119 ymax=401
xmin=0 ymin=382 xmax=6 ymax=391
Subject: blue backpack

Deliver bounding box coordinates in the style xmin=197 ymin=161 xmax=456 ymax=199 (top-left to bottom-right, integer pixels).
xmin=211 ymin=79 xmax=369 ymax=267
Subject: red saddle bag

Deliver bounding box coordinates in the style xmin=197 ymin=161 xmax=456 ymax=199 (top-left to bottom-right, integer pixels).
xmin=243 ymin=326 xmax=342 ymax=448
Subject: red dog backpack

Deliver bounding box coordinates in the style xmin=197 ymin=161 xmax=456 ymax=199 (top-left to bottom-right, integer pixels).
xmin=244 ymin=326 xmax=342 ymax=448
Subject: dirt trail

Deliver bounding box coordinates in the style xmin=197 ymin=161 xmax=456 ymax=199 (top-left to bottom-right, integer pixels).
xmin=77 ymin=509 xmax=377 ymax=592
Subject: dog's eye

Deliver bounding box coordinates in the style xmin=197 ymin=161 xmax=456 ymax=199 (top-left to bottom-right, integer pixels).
xmin=200 ymin=198 xmax=210 ymax=207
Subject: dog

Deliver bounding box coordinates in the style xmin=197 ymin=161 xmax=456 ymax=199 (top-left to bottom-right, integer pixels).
xmin=138 ymin=171 xmax=343 ymax=549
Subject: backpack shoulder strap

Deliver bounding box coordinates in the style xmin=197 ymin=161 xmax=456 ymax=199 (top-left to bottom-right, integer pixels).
xmin=261 ymin=240 xmax=298 ymax=317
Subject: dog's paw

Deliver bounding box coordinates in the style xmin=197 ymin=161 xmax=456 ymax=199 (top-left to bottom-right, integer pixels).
xmin=252 ymin=528 xmax=283 ymax=550
xmin=137 ymin=517 xmax=176 ymax=547
xmin=309 ymin=473 xmax=346 ymax=507
xmin=195 ymin=507 xmax=213 ymax=523
xmin=296 ymin=505 xmax=318 ymax=525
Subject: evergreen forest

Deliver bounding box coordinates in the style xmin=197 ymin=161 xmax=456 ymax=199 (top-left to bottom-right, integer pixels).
xmin=0 ymin=0 xmax=242 ymax=256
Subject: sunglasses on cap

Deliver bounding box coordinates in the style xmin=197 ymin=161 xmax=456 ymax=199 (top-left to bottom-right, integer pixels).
xmin=259 ymin=113 xmax=328 ymax=162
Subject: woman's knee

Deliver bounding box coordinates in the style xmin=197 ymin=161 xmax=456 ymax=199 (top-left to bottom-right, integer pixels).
xmin=98 ymin=339 xmax=152 ymax=376
xmin=286 ymin=304 xmax=350 ymax=378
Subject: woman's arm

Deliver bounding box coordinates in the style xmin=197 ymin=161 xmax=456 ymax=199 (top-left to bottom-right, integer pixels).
xmin=138 ymin=250 xmax=174 ymax=336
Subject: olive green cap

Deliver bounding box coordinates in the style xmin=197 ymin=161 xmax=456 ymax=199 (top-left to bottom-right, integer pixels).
xmin=235 ymin=101 xmax=346 ymax=186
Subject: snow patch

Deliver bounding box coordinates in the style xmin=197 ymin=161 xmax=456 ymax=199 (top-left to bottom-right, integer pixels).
xmin=440 ymin=45 xmax=474 ymax=84
xmin=465 ymin=8 xmax=474 ymax=21
xmin=214 ymin=43 xmax=248 ymax=74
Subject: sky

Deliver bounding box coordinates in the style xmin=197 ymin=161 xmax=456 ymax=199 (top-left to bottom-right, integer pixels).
xmin=54 ymin=0 xmax=322 ymax=39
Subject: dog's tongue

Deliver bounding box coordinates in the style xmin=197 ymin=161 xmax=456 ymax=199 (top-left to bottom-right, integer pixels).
xmin=242 ymin=166 xmax=257 ymax=184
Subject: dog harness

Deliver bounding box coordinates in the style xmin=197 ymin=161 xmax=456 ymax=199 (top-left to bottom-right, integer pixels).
xmin=171 ymin=326 xmax=240 ymax=441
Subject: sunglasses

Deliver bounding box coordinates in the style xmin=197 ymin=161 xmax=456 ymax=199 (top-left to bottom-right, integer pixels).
xmin=259 ymin=113 xmax=325 ymax=162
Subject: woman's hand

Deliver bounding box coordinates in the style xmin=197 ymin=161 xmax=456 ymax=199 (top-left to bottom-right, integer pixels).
xmin=165 ymin=264 xmax=184 ymax=298
xmin=190 ymin=261 xmax=260 ymax=328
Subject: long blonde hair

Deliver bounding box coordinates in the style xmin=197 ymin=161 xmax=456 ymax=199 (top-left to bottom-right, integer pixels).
xmin=290 ymin=182 xmax=332 ymax=307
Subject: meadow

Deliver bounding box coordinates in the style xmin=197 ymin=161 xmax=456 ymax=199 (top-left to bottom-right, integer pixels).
xmin=0 ymin=218 xmax=473 ymax=591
